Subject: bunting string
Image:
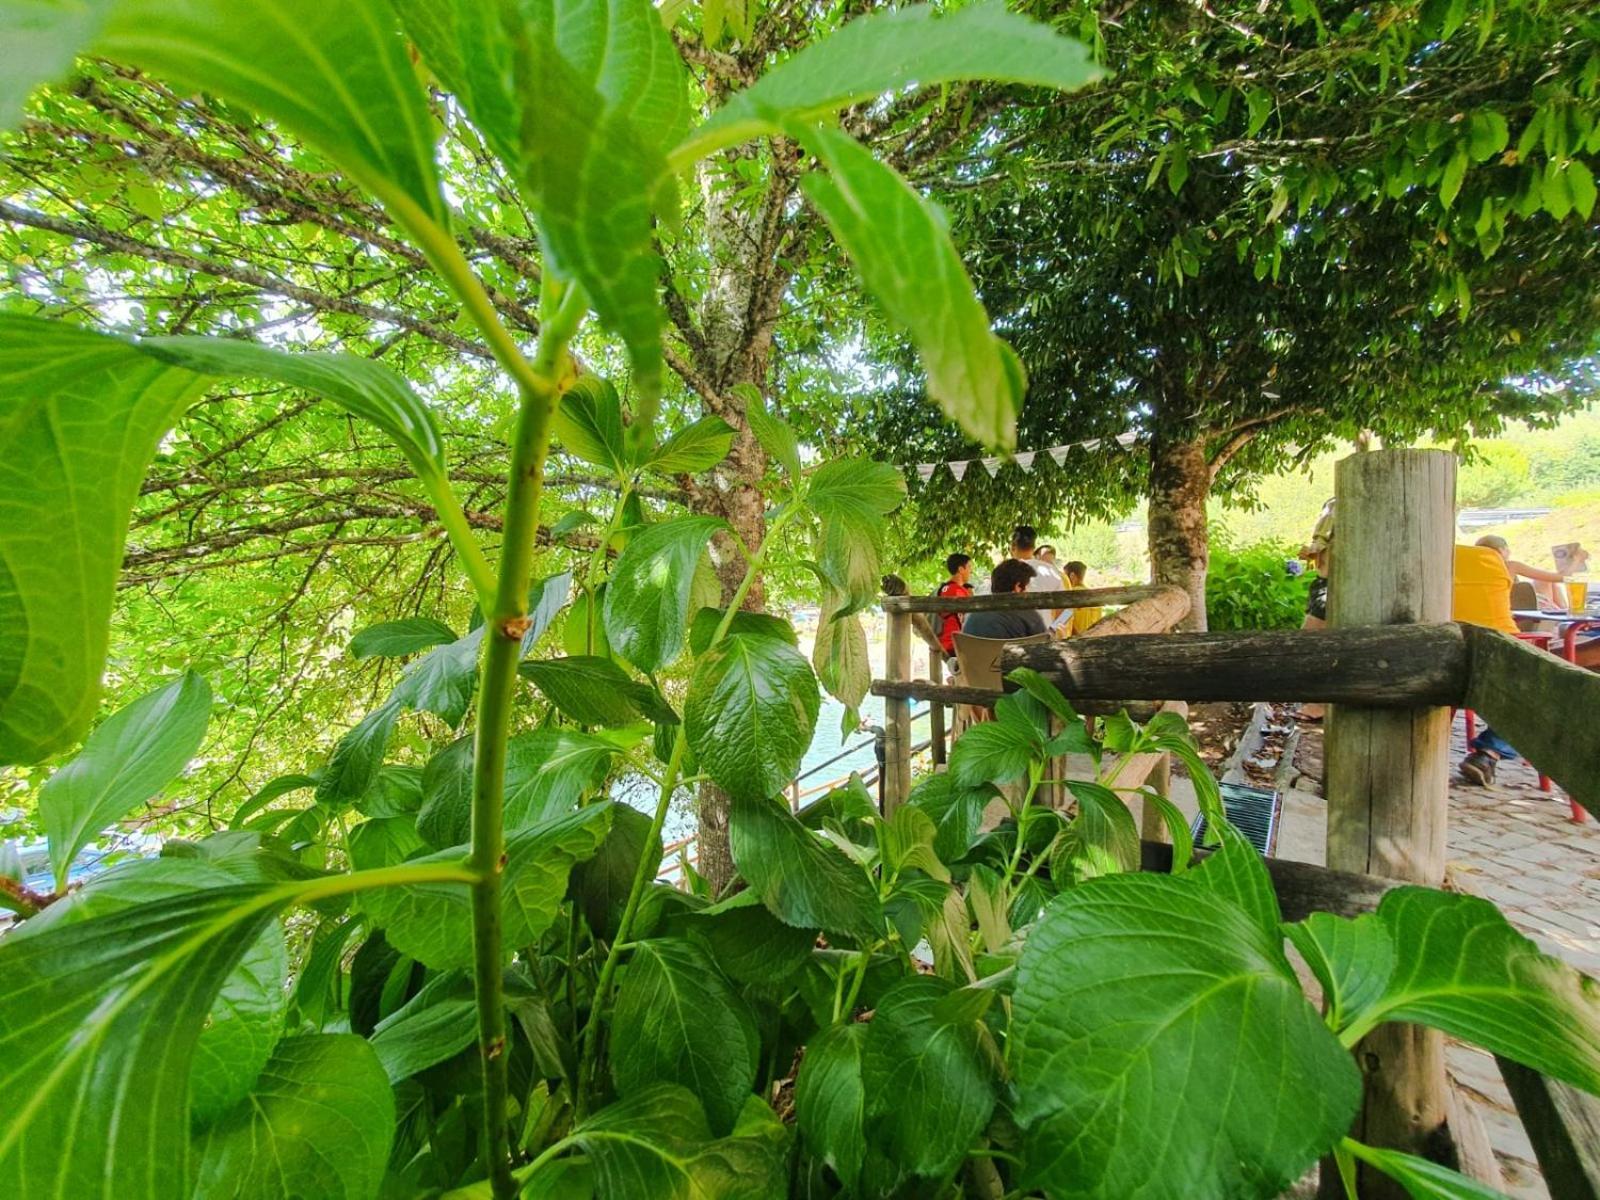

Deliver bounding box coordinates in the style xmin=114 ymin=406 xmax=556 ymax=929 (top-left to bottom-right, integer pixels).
xmin=913 ymin=432 xmax=1137 ymax=483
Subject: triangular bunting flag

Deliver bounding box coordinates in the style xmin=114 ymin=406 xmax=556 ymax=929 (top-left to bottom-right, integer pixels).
xmin=949 ymin=460 xmax=969 ymax=481
xmin=1014 ymin=451 xmax=1037 ymax=472
xmin=916 ymin=463 xmax=936 ymax=482
xmin=1048 ymin=446 xmax=1070 ymax=467
xmin=981 ymin=457 xmax=1002 ymax=477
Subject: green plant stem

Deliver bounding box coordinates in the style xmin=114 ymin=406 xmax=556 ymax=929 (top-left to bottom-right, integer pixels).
xmin=461 ymin=281 xmax=586 ymax=1200
xmin=999 ymin=761 xmax=1044 ymax=900
xmin=839 ymin=948 xmax=873 ymax=1018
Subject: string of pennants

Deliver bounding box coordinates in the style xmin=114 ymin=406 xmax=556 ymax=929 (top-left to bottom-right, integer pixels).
xmin=914 ymin=431 xmax=1139 ymax=483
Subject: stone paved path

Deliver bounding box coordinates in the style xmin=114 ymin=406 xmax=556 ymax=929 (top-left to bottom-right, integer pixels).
xmin=1284 ymin=714 xmax=1600 ymax=1198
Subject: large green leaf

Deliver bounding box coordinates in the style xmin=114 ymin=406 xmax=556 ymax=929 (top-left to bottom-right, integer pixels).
xmin=685 ymin=633 xmax=820 ymax=803
xmin=906 ymin=772 xmax=994 ymax=865
xmin=6 ymin=858 xmax=290 ymax=1127
xmin=1343 ymin=1139 xmax=1511 ymax=1200
xmin=544 ymin=1085 xmax=788 ymax=1197
xmin=570 ymin=803 xmax=661 ymax=939
xmin=612 ymin=938 xmax=760 ymax=1135
xmin=38 ymin=671 xmax=210 ymax=890
xmin=1338 ymin=887 xmax=1600 ymax=1092
xmin=361 ymin=804 xmax=613 ymax=969
xmin=676 ymin=0 xmax=1102 ymax=163
xmin=1050 ymin=779 xmax=1140 ymax=885
xmin=688 ymin=606 xmax=797 ymax=655
xmin=388 ymin=626 xmax=485 ymax=726
xmin=729 ymin=794 xmax=883 ymax=944
xmin=1190 ymin=820 xmax=1284 ymax=947
xmin=745 ymin=396 xmax=802 ymax=481
xmin=520 ymin=655 xmax=670 ymax=727
xmin=604 ymin=515 xmax=727 ymax=672
xmin=676 ymin=888 xmax=817 ymax=986
xmin=948 ymin=717 xmax=1038 ymax=787
xmin=368 ymin=971 xmax=478 ymax=1082
xmin=0 ymin=1 xmax=104 ymax=128
xmin=814 ymin=595 xmax=871 ymax=719
xmin=194 ymin=1034 xmax=395 ymax=1200
xmin=0 ymin=318 xmax=206 ymax=764
xmin=0 ymin=315 xmax=456 ymax=765
xmin=792 ymin=123 xmax=1026 ymax=452
xmin=645 ymin=414 xmax=736 ymax=475
xmin=503 ymin=728 xmax=625 ymax=829
xmin=1284 ymin=912 xmax=1396 ymax=1034
xmin=1012 ymin=873 xmax=1361 ymax=1199
xmin=349 ymin=616 xmax=460 ymax=659
xmin=794 ymin=1022 xmax=869 ymax=1191
xmin=0 ymin=883 xmax=286 ymax=1199
xmin=550 ymin=374 xmax=628 ymax=475
xmin=862 ymin=977 xmax=998 ymax=1183
xmin=415 ymin=736 xmax=476 ymax=850
xmin=3 ymin=0 xmax=444 ymax=227
xmin=315 ymin=700 xmax=402 ymax=810
xmin=805 ymin=458 xmax=905 ymax=614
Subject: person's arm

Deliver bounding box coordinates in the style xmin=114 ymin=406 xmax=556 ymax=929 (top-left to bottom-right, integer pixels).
xmin=1507 ymin=558 xmax=1566 ymax=582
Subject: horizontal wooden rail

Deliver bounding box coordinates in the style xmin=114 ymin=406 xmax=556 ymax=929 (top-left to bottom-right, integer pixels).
xmin=869 ymin=678 xmax=1163 ymax=721
xmin=1002 ymin=624 xmax=1469 ymax=708
xmin=1079 ymin=585 xmax=1189 ymax=637
xmin=1462 ymin=625 xmax=1600 ymax=819
xmin=881 ymin=584 xmax=1163 ymax=614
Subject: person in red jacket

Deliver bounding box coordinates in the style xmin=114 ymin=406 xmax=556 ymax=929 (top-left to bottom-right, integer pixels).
xmin=935 ymin=553 xmax=973 ymax=657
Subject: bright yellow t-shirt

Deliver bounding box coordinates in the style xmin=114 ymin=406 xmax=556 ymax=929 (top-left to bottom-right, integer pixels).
xmin=1066 ymin=580 xmax=1103 ymax=635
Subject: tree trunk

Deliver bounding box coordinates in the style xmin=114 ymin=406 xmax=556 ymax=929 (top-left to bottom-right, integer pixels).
xmin=1146 ymin=434 xmax=1211 ymax=633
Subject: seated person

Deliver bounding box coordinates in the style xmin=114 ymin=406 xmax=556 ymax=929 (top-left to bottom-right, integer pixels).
xmin=964 ymin=558 xmax=1047 ymax=640
xmin=1061 ymin=560 xmax=1104 ymax=635
xmin=1476 ymin=534 xmax=1569 ymax=609
xmin=1451 ymin=543 xmax=1532 ymax=785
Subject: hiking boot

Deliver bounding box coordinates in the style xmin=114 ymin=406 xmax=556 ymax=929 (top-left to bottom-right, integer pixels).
xmin=1460 ymin=751 xmax=1497 ymax=786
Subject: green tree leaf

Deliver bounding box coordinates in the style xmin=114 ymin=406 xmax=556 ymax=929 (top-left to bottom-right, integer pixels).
xmin=685 ymin=633 xmax=820 ymax=802
xmin=745 ymin=393 xmax=803 ymax=481
xmin=677 ymin=0 xmax=1101 ymax=163
xmin=349 ymin=617 xmax=460 ymax=659
xmin=907 ymin=772 xmax=995 ymax=864
xmin=645 ymin=414 xmax=735 ymax=475
xmin=361 ymin=804 xmax=613 ymax=969
xmin=38 ymin=671 xmax=210 ymax=890
xmin=6 ymin=0 xmax=445 ymax=228
xmin=1339 ymin=887 xmax=1600 ymax=1092
xmin=570 ymin=803 xmax=661 ymax=939
xmin=551 ymin=375 xmax=628 ymax=474
xmin=790 ymin=123 xmax=1025 ymax=451
xmin=813 ymin=596 xmax=872 ymax=716
xmin=676 ymin=888 xmax=817 ymax=985
xmin=794 ymin=1022 xmax=868 ymax=1190
xmin=1051 ymin=779 xmax=1139 ymax=884
xmin=948 ymin=718 xmax=1038 ymax=787
xmin=543 ymin=1085 xmax=788 ymax=1197
xmin=1012 ymin=873 xmax=1361 ymax=1199
xmin=347 ymin=815 xmax=427 ymax=871
xmin=863 ymin=977 xmax=999 ymax=1184
xmin=519 ymin=655 xmax=669 ymax=727
xmin=729 ymin=794 xmax=883 ymax=944
xmin=689 ymin=606 xmax=798 ymax=655
xmin=503 ymin=727 xmax=624 ymax=829
xmin=806 ymin=458 xmax=905 ymax=612
xmin=315 ymin=701 xmax=402 ymax=811
xmin=1284 ymin=912 xmax=1395 ymax=1034
xmin=1190 ymin=819 xmax=1283 ymax=948
xmin=388 ymin=626 xmax=486 ymax=726
xmin=0 ymin=883 xmax=286 ymax=1199
xmin=368 ymin=971 xmax=478 ymax=1082
xmin=415 ymin=736 xmax=476 ymax=850
xmin=1343 ymin=1139 xmax=1511 ymax=1200
xmin=194 ymin=1034 xmax=395 ymax=1200
xmin=612 ymin=938 xmax=760 ymax=1135
xmin=604 ymin=515 xmax=727 ymax=672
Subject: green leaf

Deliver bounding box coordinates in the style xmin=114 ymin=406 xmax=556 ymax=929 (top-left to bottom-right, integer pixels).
xmin=315 ymin=701 xmax=401 ymax=810
xmin=1012 ymin=873 xmax=1361 ymax=1199
xmin=522 ymin=569 xmax=575 ymax=656
xmin=1440 ymin=147 xmax=1469 ymax=209
xmin=612 ymin=938 xmax=759 ymax=1135
xmin=9 ymin=0 xmax=445 ymax=227
xmin=415 ymin=736 xmax=475 ymax=850
xmin=0 ymin=883 xmax=287 ymax=1199
xmin=814 ymin=598 xmax=871 ymax=715
xmin=349 ymin=617 xmax=460 ymax=659
xmin=1005 ymin=666 xmax=1080 ymax=725
xmin=686 ymin=633 xmax=820 ymax=802
xmin=862 ymin=976 xmax=998 ymax=1183
xmin=744 ymin=390 xmax=803 ymax=480
xmin=1343 ymin=1139 xmax=1511 ymax=1200
xmin=1138 ymin=788 xmax=1195 ymax=873
xmin=504 ymin=727 xmax=624 ymax=829
xmin=1567 ymin=159 xmax=1597 ymax=221
xmin=1051 ymin=780 xmax=1139 ymax=884
xmin=1344 ymin=888 xmax=1600 ymax=1092
xmin=678 ymin=888 xmax=817 ymax=985
xmin=688 ymin=606 xmax=797 ymax=655
xmin=806 ymin=458 xmax=905 ymax=612
xmin=570 ymin=803 xmax=661 ymax=939
xmin=551 ymin=374 xmax=628 ymax=474
xmin=38 ymin=671 xmax=210 ymax=890
xmin=195 ymin=1034 xmax=395 ymax=1200
xmin=1190 ymin=819 xmax=1283 ymax=948
xmin=677 ymin=1 xmax=1101 ymax=163
xmin=646 ymin=414 xmax=735 ymax=475
xmin=0 ymin=2 xmax=104 ymax=130
xmin=228 ymin=773 xmax=318 ymax=830
xmin=790 ymin=123 xmax=1025 ymax=452
xmin=361 ymin=804 xmax=613 ymax=969
xmin=879 ymin=805 xmax=951 ymax=883
xmin=519 ymin=655 xmax=670 ymax=727
xmin=794 ymin=1022 xmax=868 ymax=1190
xmin=1465 ymin=109 xmax=1509 ymax=161
xmin=907 ymin=772 xmax=994 ymax=863
xmin=1284 ymin=912 xmax=1395 ymax=1034
xmin=546 ymin=1085 xmax=788 ymax=1197
xmin=388 ymin=626 xmax=485 ymax=726
xmin=604 ymin=515 xmax=727 ymax=671
xmin=729 ymin=794 xmax=883 ymax=944
xmin=368 ymin=971 xmax=478 ymax=1082
xmin=949 ymin=718 xmax=1037 ymax=787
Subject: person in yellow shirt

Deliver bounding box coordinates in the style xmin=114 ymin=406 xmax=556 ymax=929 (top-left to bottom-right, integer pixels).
xmin=1062 ymin=561 xmax=1103 ymax=635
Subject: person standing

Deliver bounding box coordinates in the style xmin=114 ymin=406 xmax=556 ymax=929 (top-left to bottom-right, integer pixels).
xmin=934 ymin=553 xmax=973 ymax=657
xmin=1011 ymin=525 xmax=1062 ymax=627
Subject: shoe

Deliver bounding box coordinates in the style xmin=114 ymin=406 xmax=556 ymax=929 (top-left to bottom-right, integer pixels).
xmin=1460 ymin=751 xmax=1497 ymax=786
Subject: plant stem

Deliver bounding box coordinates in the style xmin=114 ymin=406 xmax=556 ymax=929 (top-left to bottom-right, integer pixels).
xmin=462 ymin=281 xmax=585 ymax=1200
xmin=999 ymin=761 xmax=1045 ymax=901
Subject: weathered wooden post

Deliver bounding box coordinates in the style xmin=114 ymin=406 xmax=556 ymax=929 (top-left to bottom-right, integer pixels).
xmin=882 ymin=605 xmax=913 ymax=813
xmin=1324 ymin=448 xmax=1456 ymax=1195
xmin=927 ymin=650 xmax=947 ymax=766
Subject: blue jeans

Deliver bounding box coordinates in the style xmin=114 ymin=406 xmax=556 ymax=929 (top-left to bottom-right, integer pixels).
xmin=1472 ymin=728 xmax=1518 ymax=761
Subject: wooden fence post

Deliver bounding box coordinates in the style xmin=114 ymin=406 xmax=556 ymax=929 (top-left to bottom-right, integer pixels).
xmin=1324 ymin=448 xmax=1456 ymax=1195
xmin=928 ymin=651 xmax=947 ymax=767
xmin=882 ymin=607 xmax=913 ymax=813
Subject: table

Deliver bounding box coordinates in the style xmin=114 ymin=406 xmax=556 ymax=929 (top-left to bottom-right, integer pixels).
xmin=1510 ymin=611 xmax=1600 ymax=664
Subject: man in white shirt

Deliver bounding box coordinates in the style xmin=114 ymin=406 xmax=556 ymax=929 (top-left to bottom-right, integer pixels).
xmin=1010 ymin=526 xmax=1063 ymax=629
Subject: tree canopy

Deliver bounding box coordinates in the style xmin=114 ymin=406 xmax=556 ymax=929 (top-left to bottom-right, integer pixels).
xmin=861 ymin=0 xmax=1600 ymax=625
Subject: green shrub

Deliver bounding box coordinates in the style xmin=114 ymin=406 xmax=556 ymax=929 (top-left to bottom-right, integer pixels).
xmin=1207 ymin=540 xmax=1312 ymax=631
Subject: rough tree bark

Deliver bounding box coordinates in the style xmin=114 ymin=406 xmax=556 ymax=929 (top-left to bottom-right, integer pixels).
xmin=1146 ymin=432 xmax=1211 ymax=633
